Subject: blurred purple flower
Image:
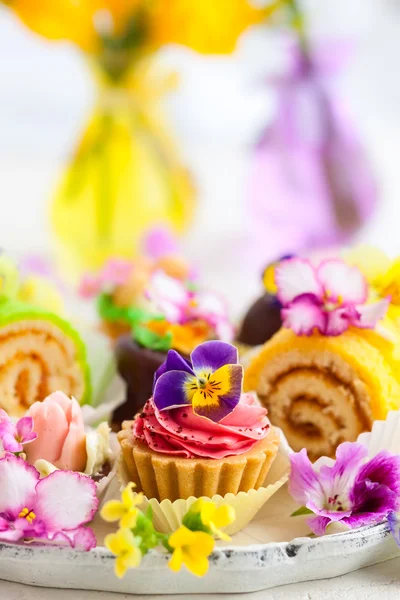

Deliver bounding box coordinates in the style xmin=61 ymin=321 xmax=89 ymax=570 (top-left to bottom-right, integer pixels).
xmin=249 ymin=39 xmax=377 ymax=272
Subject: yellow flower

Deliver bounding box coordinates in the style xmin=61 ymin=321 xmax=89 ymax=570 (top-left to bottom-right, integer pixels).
xmin=101 ymin=482 xmax=143 ymax=529
xmin=3 ymin=0 xmax=140 ymax=53
xmin=3 ymin=0 xmax=280 ymax=56
xmin=148 ymin=0 xmax=269 ymax=55
xmin=168 ymin=525 xmax=214 ymax=577
xmin=105 ymin=527 xmax=142 ymax=578
xmin=192 ymin=499 xmax=235 ymax=542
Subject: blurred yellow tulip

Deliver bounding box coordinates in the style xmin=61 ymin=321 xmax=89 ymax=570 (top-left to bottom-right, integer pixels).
xmin=148 ymin=0 xmax=268 ymax=54
xmin=3 ymin=0 xmax=141 ymax=52
xmin=3 ymin=0 xmax=274 ymax=55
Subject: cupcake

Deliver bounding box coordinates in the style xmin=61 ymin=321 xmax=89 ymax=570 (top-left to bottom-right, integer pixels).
xmin=114 ymin=272 xmax=234 ymax=424
xmin=79 ymin=228 xmax=194 ymax=343
xmin=118 ymin=341 xmax=279 ymax=501
xmin=244 ymin=256 xmax=400 ymax=460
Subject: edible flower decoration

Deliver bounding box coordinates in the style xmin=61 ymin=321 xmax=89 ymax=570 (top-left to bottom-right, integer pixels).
xmin=101 ymin=482 xmax=144 ymax=529
xmin=263 ymin=254 xmax=295 ymax=295
xmin=102 ymin=483 xmax=236 ymax=578
xmin=0 ymin=454 xmax=97 ymax=550
xmin=79 ymin=258 xmax=133 ymax=299
xmin=289 ymin=441 xmax=400 ymax=535
xmin=145 ymin=271 xmax=234 ymax=342
xmin=153 ymin=341 xmax=243 ymax=422
xmin=0 ymin=410 xmax=37 ymax=454
xmin=275 ymin=258 xmax=389 ymax=336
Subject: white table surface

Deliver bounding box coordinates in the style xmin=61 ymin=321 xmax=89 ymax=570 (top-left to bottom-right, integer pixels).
xmin=1 ymin=556 xmax=400 ymax=599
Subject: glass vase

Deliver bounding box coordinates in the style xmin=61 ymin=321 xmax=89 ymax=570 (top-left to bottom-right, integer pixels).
xmin=51 ymin=60 xmax=194 ymax=281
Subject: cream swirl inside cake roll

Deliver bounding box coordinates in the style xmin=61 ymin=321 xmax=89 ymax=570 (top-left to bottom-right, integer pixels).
xmin=244 ymin=328 xmax=400 ymax=460
xmin=0 ymin=302 xmax=90 ymax=415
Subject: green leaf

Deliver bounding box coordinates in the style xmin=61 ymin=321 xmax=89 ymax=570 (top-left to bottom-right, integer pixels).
xmin=182 ymin=511 xmax=211 ymax=534
xmin=134 ymin=324 xmax=172 ymax=352
xmin=291 ymin=506 xmax=314 ymax=517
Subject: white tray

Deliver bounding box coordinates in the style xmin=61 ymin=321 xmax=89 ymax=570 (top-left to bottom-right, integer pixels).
xmin=1 ymin=481 xmax=399 ymax=595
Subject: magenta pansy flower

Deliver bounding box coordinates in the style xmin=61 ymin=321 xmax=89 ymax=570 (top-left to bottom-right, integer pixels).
xmin=0 ymin=454 xmax=97 ymax=550
xmin=289 ymin=442 xmax=400 ymax=535
xmin=0 ymin=410 xmax=37 ymax=453
xmin=153 ymin=341 xmax=243 ymax=422
xmin=275 ymin=258 xmax=389 ymax=336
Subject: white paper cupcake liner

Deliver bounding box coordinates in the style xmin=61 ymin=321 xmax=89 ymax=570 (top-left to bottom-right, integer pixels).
xmin=356 ymin=410 xmax=400 ymax=457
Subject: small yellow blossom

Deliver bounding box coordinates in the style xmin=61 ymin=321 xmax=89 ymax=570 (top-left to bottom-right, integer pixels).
xmin=168 ymin=525 xmax=214 ymax=577
xmin=105 ymin=527 xmax=142 ymax=579
xmin=191 ymin=499 xmax=235 ymax=541
xmin=101 ymin=482 xmax=143 ymax=529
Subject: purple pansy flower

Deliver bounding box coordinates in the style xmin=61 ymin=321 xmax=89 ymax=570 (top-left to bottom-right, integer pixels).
xmin=153 ymin=341 xmax=243 ymax=423
xmin=0 ymin=454 xmax=97 ymax=550
xmin=0 ymin=410 xmax=37 ymax=453
xmin=289 ymin=442 xmax=400 ymax=535
xmin=275 ymin=257 xmax=389 ymax=336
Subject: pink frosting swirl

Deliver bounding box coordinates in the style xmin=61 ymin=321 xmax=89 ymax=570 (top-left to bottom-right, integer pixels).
xmin=133 ymin=393 xmax=270 ymax=459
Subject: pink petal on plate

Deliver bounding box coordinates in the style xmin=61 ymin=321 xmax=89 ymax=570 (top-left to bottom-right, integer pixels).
xmin=34 ymin=471 xmax=98 ymax=531
xmin=281 ymin=295 xmax=325 ymax=336
xmin=288 ymin=448 xmax=322 ymax=506
xmin=49 ymin=526 xmax=97 ymax=551
xmin=317 ymin=259 xmax=367 ymax=304
xmin=0 ymin=455 xmax=38 ymax=516
xmin=354 ymin=298 xmax=390 ymax=329
xmin=275 ymin=258 xmax=322 ymax=305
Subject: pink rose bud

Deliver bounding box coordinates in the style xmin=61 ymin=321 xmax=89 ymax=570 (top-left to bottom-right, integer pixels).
xmin=25 ymin=391 xmax=87 ymax=472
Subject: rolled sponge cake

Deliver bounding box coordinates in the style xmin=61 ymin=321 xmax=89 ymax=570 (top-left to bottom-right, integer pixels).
xmin=244 ymin=327 xmax=400 ymax=460
xmin=0 ymin=300 xmax=91 ymax=416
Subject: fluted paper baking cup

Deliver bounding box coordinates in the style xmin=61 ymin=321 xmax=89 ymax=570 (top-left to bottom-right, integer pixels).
xmin=117 ymin=441 xmax=290 ymax=536
xmin=356 ymin=409 xmax=400 ymax=457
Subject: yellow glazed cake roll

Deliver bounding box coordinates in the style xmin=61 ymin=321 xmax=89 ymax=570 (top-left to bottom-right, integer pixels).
xmin=244 ymin=254 xmax=400 ymax=460
xmin=244 ymin=328 xmax=400 ymax=460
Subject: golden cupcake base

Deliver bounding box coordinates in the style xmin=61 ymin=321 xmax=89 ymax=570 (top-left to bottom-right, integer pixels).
xmin=118 ymin=421 xmax=280 ymax=502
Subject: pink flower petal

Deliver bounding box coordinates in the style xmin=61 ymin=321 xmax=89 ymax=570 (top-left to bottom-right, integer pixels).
xmin=1 ymin=432 xmax=23 ymax=453
xmin=0 ymin=455 xmax=39 ymax=517
xmin=289 ymin=448 xmax=322 ymax=506
xmin=275 ymin=258 xmax=323 ymax=305
xmin=354 ymin=298 xmax=390 ymax=329
xmin=78 ymin=274 xmax=102 ymax=299
xmin=34 ymin=471 xmax=98 ymax=530
xmin=101 ymin=259 xmax=133 ymax=287
xmin=281 ymin=295 xmax=325 ymax=336
xmin=317 ymin=259 xmax=367 ymax=304
xmin=147 ymin=271 xmax=189 ymax=323
xmin=0 ymin=409 xmax=10 ymax=423
xmin=324 ymin=306 xmax=353 ymax=336
xmin=16 ymin=416 xmax=34 ymax=443
xmin=49 ymin=526 xmax=97 ymax=550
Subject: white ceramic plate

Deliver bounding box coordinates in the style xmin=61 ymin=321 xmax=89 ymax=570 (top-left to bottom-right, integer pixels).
xmin=1 ymin=483 xmax=399 ymax=595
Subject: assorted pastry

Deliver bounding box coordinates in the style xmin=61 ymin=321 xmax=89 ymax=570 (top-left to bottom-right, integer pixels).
xmin=3 ymin=244 xmax=400 ymax=580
